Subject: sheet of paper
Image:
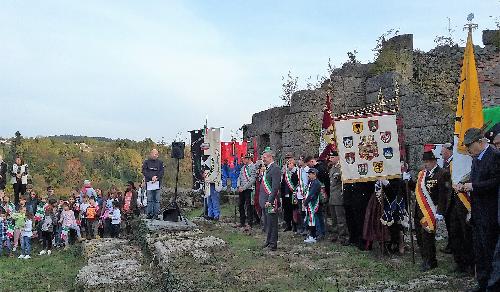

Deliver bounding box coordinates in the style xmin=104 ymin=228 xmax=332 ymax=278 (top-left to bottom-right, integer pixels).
xmin=146 ymin=181 xmax=160 ymax=191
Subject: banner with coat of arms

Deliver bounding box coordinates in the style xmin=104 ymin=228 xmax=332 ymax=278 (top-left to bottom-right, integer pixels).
xmin=202 ymin=128 xmax=222 ymax=185
xmin=334 ymin=113 xmax=402 ymax=183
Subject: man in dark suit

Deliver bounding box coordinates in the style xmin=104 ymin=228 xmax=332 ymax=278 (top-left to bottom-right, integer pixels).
xmin=415 ymin=151 xmax=451 ymax=271
xmin=457 ymin=128 xmax=500 ymax=292
xmin=259 ymin=150 xmax=282 ymax=251
xmin=0 ymin=155 xmax=7 ymax=191
xmin=440 ymin=143 xmax=473 ymax=273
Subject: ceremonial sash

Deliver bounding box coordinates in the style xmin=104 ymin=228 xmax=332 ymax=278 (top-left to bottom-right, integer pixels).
xmin=262 ymin=169 xmax=272 ymax=195
xmin=34 ymin=204 xmax=45 ymax=222
xmin=6 ymin=222 xmax=14 ymax=238
xmin=415 ymin=170 xmax=437 ymax=233
xmin=450 ymin=161 xmax=472 ymax=212
xmin=61 ymin=226 xmax=69 ymax=241
xmin=457 ymin=192 xmax=472 ymax=212
xmin=284 ymin=170 xmax=296 ymax=193
xmin=242 ymin=165 xmax=250 ymax=182
xmin=306 ymin=182 xmax=320 ymax=226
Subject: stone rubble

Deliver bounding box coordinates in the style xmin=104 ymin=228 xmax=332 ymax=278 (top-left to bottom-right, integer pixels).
xmin=75 ymin=238 xmax=156 ymax=291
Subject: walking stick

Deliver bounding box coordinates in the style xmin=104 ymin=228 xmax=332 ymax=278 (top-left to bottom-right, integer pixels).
xmin=405 ymin=180 xmax=416 ymax=265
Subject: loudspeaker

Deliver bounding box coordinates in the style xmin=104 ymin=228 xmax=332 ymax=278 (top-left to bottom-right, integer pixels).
xmin=171 ymin=142 xmax=185 ymax=159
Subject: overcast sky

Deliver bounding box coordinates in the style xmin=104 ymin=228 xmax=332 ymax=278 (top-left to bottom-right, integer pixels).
xmin=0 ymin=0 xmax=498 ymax=142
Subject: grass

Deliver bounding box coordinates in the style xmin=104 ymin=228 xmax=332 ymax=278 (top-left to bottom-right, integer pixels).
xmin=175 ymin=203 xmax=475 ymax=291
xmin=0 ymin=243 xmax=84 ymax=292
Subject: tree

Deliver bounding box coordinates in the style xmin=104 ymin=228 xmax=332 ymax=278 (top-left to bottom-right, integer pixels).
xmin=280 ymin=71 xmax=298 ymax=106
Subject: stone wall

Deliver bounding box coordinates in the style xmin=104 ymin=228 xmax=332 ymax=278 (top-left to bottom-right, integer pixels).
xmin=243 ymin=30 xmax=499 ymax=172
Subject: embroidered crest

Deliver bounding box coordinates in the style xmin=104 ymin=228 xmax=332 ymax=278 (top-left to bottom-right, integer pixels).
xmin=368 ymin=120 xmax=379 ymax=132
xmin=345 ymin=152 xmax=356 ymax=164
xmin=352 ymin=122 xmax=363 ymax=134
xmin=358 ymin=163 xmax=368 ymax=175
xmin=380 ymin=131 xmax=392 ymax=143
xmin=343 ymin=136 xmax=354 ymax=148
xmin=358 ymin=135 xmax=379 ymax=161
xmin=383 ymin=147 xmax=394 ymax=159
xmin=373 ymin=161 xmax=384 ymax=173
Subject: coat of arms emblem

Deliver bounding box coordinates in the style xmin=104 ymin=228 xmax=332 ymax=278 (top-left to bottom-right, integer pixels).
xmin=358 ymin=135 xmax=379 ymax=161
xmin=352 ymin=122 xmax=363 ymax=134
xmin=380 ymin=131 xmax=392 ymax=143
xmin=383 ymin=147 xmax=394 ymax=159
xmin=343 ymin=136 xmax=354 ymax=148
xmin=373 ymin=161 xmax=384 ymax=173
xmin=345 ymin=152 xmax=355 ymax=164
xmin=368 ymin=120 xmax=379 ymax=132
xmin=358 ymin=163 xmax=368 ymax=175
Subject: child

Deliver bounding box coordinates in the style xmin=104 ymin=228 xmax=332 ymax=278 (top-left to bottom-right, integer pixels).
xmin=2 ymin=195 xmax=15 ymax=215
xmin=26 ymin=190 xmax=39 ymax=215
xmin=121 ymin=181 xmax=138 ymax=234
xmin=0 ymin=211 xmax=12 ymax=257
xmin=79 ymin=195 xmax=89 ymax=239
xmin=110 ymin=200 xmax=121 ymax=238
xmin=39 ymin=205 xmax=56 ymax=255
xmin=19 ymin=212 xmax=33 ymax=259
xmin=59 ymin=202 xmax=84 ymax=249
xmin=18 ymin=195 xmax=27 ymax=210
xmin=11 ymin=206 xmax=26 ymax=252
xmin=136 ymin=179 xmax=147 ymax=215
xmin=85 ymin=197 xmax=98 ymax=239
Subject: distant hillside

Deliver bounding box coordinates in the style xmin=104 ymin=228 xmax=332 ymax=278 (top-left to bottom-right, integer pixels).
xmin=0 ymin=133 xmax=192 ymax=197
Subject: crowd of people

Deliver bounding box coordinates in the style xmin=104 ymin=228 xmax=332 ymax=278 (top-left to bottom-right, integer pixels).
xmin=0 ymin=148 xmax=166 ymax=260
xmin=200 ymin=127 xmax=500 ymax=292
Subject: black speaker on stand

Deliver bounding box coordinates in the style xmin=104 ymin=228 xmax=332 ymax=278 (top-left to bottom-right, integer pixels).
xmin=163 ymin=141 xmax=186 ymax=222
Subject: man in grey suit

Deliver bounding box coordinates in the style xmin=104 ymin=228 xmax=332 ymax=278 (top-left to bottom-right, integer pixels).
xmin=259 ymin=150 xmax=282 ymax=251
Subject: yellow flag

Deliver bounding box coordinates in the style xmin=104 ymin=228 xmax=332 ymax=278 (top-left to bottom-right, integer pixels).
xmin=454 ymin=28 xmax=484 ymax=153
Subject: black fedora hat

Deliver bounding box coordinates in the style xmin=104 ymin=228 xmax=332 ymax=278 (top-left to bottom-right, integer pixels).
xmin=422 ymin=151 xmax=437 ymax=161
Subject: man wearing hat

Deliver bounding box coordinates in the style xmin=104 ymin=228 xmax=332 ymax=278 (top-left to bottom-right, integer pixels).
xmin=259 ymin=149 xmax=282 ymax=251
xmin=281 ymin=153 xmax=299 ymax=232
xmin=237 ymin=153 xmax=256 ymax=230
xmin=414 ymin=150 xmax=451 ymax=271
xmin=456 ymin=128 xmax=500 ymax=291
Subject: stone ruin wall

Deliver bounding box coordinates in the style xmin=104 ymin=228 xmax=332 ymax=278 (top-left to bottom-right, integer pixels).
xmin=243 ymin=30 xmax=500 ymax=173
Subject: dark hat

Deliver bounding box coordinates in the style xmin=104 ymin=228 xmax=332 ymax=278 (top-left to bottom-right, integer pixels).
xmin=284 ymin=152 xmax=294 ymax=159
xmin=464 ymin=128 xmax=483 ymax=146
xmin=307 ymin=168 xmax=319 ymax=174
xmin=244 ymin=153 xmax=253 ymax=159
xmin=422 ymin=151 xmax=437 ymax=161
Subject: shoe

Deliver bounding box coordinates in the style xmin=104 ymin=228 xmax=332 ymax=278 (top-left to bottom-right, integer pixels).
xmin=304 ymin=236 xmax=317 ymax=244
xmin=47 ymin=250 xmax=52 ymax=255
xmin=95 ymin=235 xmax=101 ymax=239
xmin=23 ymin=255 xmax=31 ymax=259
xmin=12 ymin=247 xmax=17 ymax=252
xmin=268 ymin=246 xmax=277 ymax=251
xmin=18 ymin=254 xmax=25 ymax=259
xmin=39 ymin=250 xmax=47 ymax=255
xmin=283 ymin=227 xmax=292 ymax=232
xmin=261 ymin=243 xmax=269 ymax=249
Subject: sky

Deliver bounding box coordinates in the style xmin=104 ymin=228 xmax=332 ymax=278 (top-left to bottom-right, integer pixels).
xmin=0 ymin=0 xmax=498 ymax=143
